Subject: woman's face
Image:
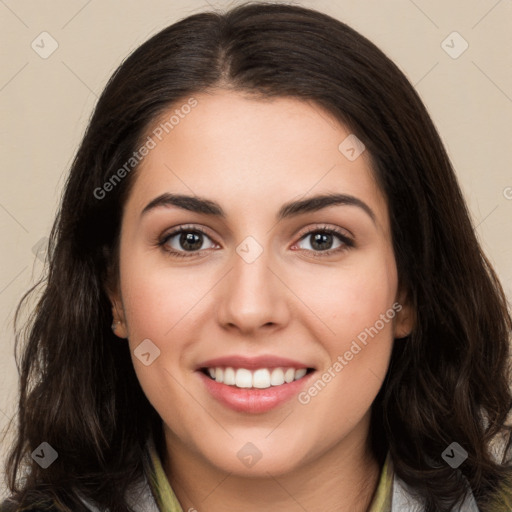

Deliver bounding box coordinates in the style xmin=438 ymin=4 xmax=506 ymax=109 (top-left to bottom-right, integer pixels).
xmin=111 ymin=90 xmax=413 ymax=476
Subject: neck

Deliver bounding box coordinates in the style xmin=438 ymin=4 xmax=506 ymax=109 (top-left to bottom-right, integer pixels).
xmin=162 ymin=415 xmax=382 ymax=512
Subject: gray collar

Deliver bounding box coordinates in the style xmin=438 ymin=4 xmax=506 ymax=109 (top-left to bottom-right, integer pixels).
xmin=79 ymin=473 xmax=160 ymax=512
xmin=79 ymin=456 xmax=481 ymax=512
xmin=392 ymin=472 xmax=480 ymax=511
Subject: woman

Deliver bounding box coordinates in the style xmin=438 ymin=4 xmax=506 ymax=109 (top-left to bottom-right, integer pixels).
xmin=2 ymin=2 xmax=511 ymax=511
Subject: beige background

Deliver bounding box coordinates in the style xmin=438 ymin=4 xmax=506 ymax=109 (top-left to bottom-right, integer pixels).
xmin=1 ymin=0 xmax=511 ymax=497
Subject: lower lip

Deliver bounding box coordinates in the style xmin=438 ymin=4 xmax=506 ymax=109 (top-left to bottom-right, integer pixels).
xmin=197 ymin=370 xmax=315 ymax=413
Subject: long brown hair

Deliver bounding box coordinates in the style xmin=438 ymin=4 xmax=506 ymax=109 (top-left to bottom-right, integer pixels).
xmin=3 ymin=3 xmax=511 ymax=511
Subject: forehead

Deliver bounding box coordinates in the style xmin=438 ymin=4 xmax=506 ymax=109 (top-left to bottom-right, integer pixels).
xmin=125 ymin=90 xmax=388 ymax=230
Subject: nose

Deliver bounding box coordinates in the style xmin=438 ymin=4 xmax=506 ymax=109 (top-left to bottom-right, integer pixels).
xmin=215 ymin=246 xmax=290 ymax=335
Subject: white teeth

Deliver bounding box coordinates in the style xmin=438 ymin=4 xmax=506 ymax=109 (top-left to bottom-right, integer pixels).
xmin=223 ymin=367 xmax=236 ymax=385
xmin=284 ymin=368 xmax=295 ymax=383
xmin=270 ymin=368 xmax=285 ymax=386
xmin=294 ymin=368 xmax=307 ymax=380
xmin=205 ymin=366 xmax=310 ymax=388
xmin=253 ymin=369 xmax=271 ymax=389
xmin=235 ymin=369 xmax=252 ymax=388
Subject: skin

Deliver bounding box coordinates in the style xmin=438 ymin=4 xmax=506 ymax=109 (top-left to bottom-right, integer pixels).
xmin=110 ymin=90 xmax=414 ymax=512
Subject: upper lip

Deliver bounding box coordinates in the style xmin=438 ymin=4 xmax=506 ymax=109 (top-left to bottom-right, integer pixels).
xmin=197 ymin=355 xmax=315 ymax=370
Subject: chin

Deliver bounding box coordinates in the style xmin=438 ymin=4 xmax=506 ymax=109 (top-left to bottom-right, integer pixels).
xmin=198 ymin=439 xmax=311 ymax=477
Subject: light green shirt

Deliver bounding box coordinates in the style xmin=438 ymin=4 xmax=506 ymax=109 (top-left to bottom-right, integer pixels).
xmin=142 ymin=435 xmax=511 ymax=512
xmin=2 ymin=435 xmax=511 ymax=511
xmin=144 ymin=437 xmax=392 ymax=512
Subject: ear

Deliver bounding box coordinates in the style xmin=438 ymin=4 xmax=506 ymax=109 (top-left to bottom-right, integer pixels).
xmin=393 ymin=287 xmax=415 ymax=339
xmin=109 ymin=289 xmax=129 ymax=339
xmin=104 ymin=261 xmax=128 ymax=339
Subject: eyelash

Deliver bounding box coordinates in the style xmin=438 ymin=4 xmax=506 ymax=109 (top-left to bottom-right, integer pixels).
xmin=157 ymin=224 xmax=354 ymax=259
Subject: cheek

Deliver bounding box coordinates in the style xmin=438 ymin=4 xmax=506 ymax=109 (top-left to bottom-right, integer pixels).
xmin=294 ymin=246 xmax=398 ymax=342
xmin=296 ymin=261 xmax=397 ymax=439
xmin=292 ymin=247 xmax=397 ymax=409
xmin=120 ymin=252 xmax=207 ymax=339
xmin=118 ymin=254 xmax=203 ymax=429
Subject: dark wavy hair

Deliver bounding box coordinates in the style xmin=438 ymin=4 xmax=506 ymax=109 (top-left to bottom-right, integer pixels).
xmin=2 ymin=2 xmax=511 ymax=511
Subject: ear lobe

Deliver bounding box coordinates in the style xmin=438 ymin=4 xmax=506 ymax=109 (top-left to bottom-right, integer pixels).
xmin=393 ymin=289 xmax=415 ymax=339
xmin=102 ymin=246 xmax=128 ymax=338
xmin=105 ymin=274 xmax=128 ymax=339
xmin=110 ymin=299 xmax=128 ymax=339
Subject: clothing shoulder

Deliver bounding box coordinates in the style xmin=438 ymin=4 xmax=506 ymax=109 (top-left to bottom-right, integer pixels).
xmin=488 ymin=444 xmax=512 ymax=512
xmin=488 ymin=475 xmax=512 ymax=512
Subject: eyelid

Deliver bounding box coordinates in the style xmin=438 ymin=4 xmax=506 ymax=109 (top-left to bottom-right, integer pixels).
xmin=294 ymin=223 xmax=353 ymax=242
xmin=157 ymin=223 xmax=354 ymax=258
xmin=158 ymin=224 xmax=217 ymax=250
xmin=291 ymin=224 xmax=354 ymax=257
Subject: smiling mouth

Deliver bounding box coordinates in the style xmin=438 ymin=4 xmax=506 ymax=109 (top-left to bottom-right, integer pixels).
xmin=200 ymin=366 xmax=315 ymax=389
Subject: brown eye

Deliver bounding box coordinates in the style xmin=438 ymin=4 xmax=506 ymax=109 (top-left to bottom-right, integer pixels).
xmin=159 ymin=226 xmax=217 ymax=258
xmin=294 ymin=227 xmax=354 ymax=256
xmin=299 ymin=231 xmax=338 ymax=251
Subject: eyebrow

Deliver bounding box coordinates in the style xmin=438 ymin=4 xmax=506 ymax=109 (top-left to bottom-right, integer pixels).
xmin=141 ymin=192 xmax=376 ymax=224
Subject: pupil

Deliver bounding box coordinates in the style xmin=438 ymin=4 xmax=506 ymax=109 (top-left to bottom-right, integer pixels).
xmin=178 ymin=231 xmax=333 ymax=252
xmin=312 ymin=232 xmax=332 ymax=251
xmin=181 ymin=232 xmax=202 ymax=251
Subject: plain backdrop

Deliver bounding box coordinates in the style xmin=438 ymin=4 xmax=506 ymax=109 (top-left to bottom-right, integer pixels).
xmin=1 ymin=0 xmax=511 ymax=498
